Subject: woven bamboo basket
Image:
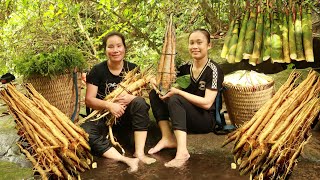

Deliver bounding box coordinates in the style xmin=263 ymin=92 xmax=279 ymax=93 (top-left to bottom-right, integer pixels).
xmin=24 ymin=73 xmax=82 ymax=121
xmin=223 ymin=81 xmax=274 ymax=126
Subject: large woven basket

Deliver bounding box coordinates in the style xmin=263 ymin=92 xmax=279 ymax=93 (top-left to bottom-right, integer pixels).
xmin=24 ymin=73 xmax=82 ymax=121
xmin=223 ymin=81 xmax=274 ymax=126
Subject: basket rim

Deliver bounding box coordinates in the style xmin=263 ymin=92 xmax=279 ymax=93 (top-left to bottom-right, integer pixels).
xmin=23 ymin=72 xmax=79 ymax=80
xmin=223 ymin=80 xmax=274 ymax=92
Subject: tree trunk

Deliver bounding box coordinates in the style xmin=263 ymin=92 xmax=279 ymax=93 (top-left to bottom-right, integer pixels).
xmin=229 ymin=0 xmax=236 ymax=22
xmin=199 ymin=0 xmax=220 ymax=33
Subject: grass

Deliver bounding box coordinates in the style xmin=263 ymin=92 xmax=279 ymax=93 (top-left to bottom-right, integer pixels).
xmin=0 ymin=109 xmax=32 ymax=180
xmin=0 ymin=161 xmax=33 ymax=180
xmin=269 ymin=68 xmax=314 ymax=91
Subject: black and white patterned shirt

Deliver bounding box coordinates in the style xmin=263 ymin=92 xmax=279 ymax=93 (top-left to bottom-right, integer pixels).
xmin=177 ymin=59 xmax=224 ymax=110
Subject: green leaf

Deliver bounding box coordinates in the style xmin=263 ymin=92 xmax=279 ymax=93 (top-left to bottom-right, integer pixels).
xmin=286 ymin=63 xmax=295 ymax=70
xmin=174 ymin=74 xmax=191 ymax=89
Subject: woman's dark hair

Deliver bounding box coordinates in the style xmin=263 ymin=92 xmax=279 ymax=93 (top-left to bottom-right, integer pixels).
xmin=101 ymin=31 xmax=126 ymax=52
xmin=188 ymin=29 xmax=211 ymax=43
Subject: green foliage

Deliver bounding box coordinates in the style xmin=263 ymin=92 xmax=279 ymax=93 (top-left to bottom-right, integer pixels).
xmin=0 ymin=0 xmax=240 ymax=75
xmin=173 ymin=74 xmax=191 ymax=89
xmin=14 ymin=46 xmax=87 ymax=77
xmin=0 ymin=61 xmax=8 ymax=75
xmin=286 ymin=63 xmax=295 ymax=70
xmin=0 ymin=161 xmax=33 ymax=180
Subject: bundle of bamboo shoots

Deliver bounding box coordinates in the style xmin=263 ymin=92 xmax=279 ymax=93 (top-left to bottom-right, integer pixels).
xmin=0 ymin=83 xmax=92 ymax=180
xmin=78 ymin=67 xmax=154 ymax=154
xmin=222 ymin=70 xmax=320 ymax=179
xmin=221 ymin=0 xmax=314 ymax=65
xmin=156 ymin=13 xmax=176 ymax=95
xmin=224 ymin=70 xmax=273 ymax=87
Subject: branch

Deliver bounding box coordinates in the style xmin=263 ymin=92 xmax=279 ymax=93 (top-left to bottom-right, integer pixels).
xmin=311 ymin=4 xmax=320 ymax=16
xmin=109 ymin=10 xmax=161 ymax=54
xmin=76 ymin=13 xmax=98 ymax=58
xmin=89 ymin=0 xmax=161 ymax=54
xmin=199 ymin=0 xmax=220 ymax=33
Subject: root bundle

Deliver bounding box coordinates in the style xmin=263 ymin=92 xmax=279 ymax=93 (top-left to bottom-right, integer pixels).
xmin=222 ymin=70 xmax=320 ymax=179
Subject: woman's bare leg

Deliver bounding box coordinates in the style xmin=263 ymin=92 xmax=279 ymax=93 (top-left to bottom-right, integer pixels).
xmin=148 ymin=121 xmax=177 ymax=154
xmin=102 ymin=147 xmax=139 ymax=172
xmin=133 ymin=131 xmax=156 ymax=164
xmin=164 ymin=130 xmax=190 ymax=168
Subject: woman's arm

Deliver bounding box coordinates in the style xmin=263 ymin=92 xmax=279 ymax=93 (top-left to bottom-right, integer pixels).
xmin=161 ymin=87 xmax=217 ymax=110
xmin=85 ymin=83 xmax=126 ymax=118
xmin=114 ymin=93 xmax=136 ymax=105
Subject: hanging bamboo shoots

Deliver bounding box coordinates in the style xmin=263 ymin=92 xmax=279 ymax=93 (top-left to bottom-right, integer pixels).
xmin=270 ymin=10 xmax=284 ymax=63
xmin=294 ymin=4 xmax=305 ymax=61
xmin=226 ymin=19 xmax=240 ymax=63
xmin=243 ymin=8 xmax=257 ymax=59
xmin=249 ymin=7 xmax=264 ymax=66
xmin=235 ymin=11 xmax=250 ymax=62
xmin=221 ymin=20 xmax=235 ymax=58
xmin=302 ymin=6 xmax=314 ymax=62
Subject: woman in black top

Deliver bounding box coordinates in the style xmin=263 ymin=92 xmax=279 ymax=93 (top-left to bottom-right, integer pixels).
xmin=148 ymin=29 xmax=224 ymax=168
xmin=82 ymin=32 xmax=156 ymax=172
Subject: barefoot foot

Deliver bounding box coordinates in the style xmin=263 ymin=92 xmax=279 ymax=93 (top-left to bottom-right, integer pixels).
xmin=164 ymin=154 xmax=190 ymax=168
xmin=148 ymin=138 xmax=177 ymax=154
xmin=126 ymin=158 xmax=139 ymax=173
xmin=134 ymin=154 xmax=156 ymax=165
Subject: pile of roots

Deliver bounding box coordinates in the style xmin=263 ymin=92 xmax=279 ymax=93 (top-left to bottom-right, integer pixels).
xmin=222 ymin=70 xmax=320 ymax=179
xmin=0 ymin=83 xmax=92 ymax=180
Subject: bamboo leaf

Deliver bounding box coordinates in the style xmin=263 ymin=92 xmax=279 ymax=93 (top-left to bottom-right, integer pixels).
xmin=173 ymin=74 xmax=191 ymax=89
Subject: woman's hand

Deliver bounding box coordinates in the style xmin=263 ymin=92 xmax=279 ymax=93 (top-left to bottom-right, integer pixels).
xmin=108 ymin=102 xmax=126 ymax=118
xmin=149 ymin=77 xmax=157 ymax=87
xmin=160 ymin=87 xmax=180 ymax=100
xmin=149 ymin=77 xmax=160 ymax=92
xmin=114 ymin=93 xmax=135 ymax=106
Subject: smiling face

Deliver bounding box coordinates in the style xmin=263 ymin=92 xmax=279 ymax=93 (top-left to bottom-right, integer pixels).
xmin=188 ymin=31 xmax=211 ymax=61
xmin=105 ymin=35 xmax=126 ymax=62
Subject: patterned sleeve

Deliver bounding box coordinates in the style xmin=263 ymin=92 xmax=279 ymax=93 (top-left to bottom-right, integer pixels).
xmin=207 ymin=62 xmax=224 ymax=90
xmin=177 ymin=61 xmax=191 ymax=77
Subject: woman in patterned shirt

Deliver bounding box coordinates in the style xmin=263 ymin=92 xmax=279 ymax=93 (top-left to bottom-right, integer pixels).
xmin=148 ymin=29 xmax=224 ymax=168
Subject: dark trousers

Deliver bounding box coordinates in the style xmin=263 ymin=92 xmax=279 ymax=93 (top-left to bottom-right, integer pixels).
xmin=149 ymin=90 xmax=214 ymax=133
xmin=81 ymin=97 xmax=151 ymax=156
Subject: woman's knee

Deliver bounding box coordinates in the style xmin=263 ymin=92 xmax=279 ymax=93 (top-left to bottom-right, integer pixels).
xmin=88 ymin=134 xmax=113 ymax=156
xmin=129 ymin=96 xmax=151 ymax=130
xmin=131 ymin=96 xmax=149 ymax=109
xmin=167 ymin=94 xmax=186 ymax=107
xmin=149 ymin=89 xmax=157 ymax=100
